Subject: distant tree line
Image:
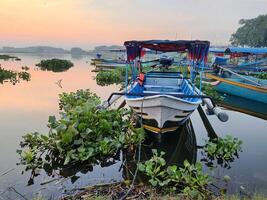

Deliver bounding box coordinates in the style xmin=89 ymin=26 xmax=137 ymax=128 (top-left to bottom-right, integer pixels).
xmin=230 ymin=14 xmax=267 ymax=47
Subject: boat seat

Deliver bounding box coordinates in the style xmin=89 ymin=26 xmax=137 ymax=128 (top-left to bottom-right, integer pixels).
xmin=144 ymin=85 xmax=181 ymax=90
xmin=143 ymin=91 xmax=184 ymax=95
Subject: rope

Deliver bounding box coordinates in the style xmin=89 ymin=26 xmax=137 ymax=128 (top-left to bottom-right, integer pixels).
xmin=119 ymin=97 xmax=145 ymax=200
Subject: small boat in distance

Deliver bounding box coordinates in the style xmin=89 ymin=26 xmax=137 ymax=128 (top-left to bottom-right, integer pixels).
xmin=209 ymin=47 xmax=267 ymax=74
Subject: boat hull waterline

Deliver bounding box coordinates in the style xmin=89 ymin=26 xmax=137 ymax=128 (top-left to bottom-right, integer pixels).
xmin=126 ymin=94 xmax=200 ymax=133
xmin=206 ymin=73 xmax=267 ymax=103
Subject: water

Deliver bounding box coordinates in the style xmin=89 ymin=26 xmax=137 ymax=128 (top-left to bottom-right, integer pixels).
xmin=0 ymin=53 xmax=267 ymax=199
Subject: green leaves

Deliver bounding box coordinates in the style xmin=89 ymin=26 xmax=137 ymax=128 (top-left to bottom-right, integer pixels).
xmin=18 ymin=89 xmax=145 ymax=175
xmin=202 ymin=135 xmax=243 ymax=168
xmin=195 ymin=77 xmax=224 ymax=103
xmin=48 ymin=116 xmax=56 ymax=124
xmin=36 ymin=59 xmax=73 ymax=72
xmin=230 ymin=14 xmax=267 ymax=47
xmin=0 ymin=67 xmax=31 ymax=84
xmin=137 ymin=149 xmax=212 ymax=198
xmin=96 ymin=68 xmax=125 ymax=86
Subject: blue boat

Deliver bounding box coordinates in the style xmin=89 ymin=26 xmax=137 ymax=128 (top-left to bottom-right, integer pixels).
xmin=210 ymin=47 xmax=267 ymax=74
xmin=219 ymin=94 xmax=267 ymax=120
xmin=206 ymin=72 xmax=267 ymax=104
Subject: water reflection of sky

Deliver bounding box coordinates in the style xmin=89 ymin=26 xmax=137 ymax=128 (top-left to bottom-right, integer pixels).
xmin=0 ymin=53 xmax=267 ymax=198
xmin=0 ymin=54 xmax=121 ymax=199
xmin=191 ymin=109 xmax=267 ymax=194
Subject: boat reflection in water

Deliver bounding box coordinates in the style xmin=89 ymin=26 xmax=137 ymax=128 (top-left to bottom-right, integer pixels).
xmin=219 ymin=94 xmax=267 ymax=120
xmin=122 ymin=119 xmax=197 ymax=181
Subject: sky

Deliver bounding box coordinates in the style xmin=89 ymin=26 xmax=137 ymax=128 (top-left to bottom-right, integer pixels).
xmin=0 ymin=0 xmax=266 ymax=50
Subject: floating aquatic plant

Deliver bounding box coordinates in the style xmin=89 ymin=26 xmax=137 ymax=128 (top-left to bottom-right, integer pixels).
xmin=36 ymin=58 xmax=73 ymax=72
xmin=0 ymin=54 xmax=20 ymax=60
xmin=0 ymin=67 xmax=31 ymax=84
xmin=137 ymin=149 xmax=212 ymax=199
xmin=201 ymin=135 xmax=242 ymax=169
xmin=17 ymin=89 xmax=145 ymax=184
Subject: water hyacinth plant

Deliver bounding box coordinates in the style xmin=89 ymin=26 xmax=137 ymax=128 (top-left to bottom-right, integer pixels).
xmin=17 ymin=89 xmax=145 ymax=183
xmin=0 ymin=67 xmax=31 ymax=84
xmin=137 ymin=149 xmax=212 ymax=199
xmin=36 ymin=58 xmax=73 ymax=72
xmin=201 ymin=135 xmax=242 ymax=168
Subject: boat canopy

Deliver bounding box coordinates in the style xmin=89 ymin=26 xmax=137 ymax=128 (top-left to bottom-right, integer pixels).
xmin=214 ymin=56 xmax=228 ymax=66
xmin=124 ymin=40 xmax=210 ymax=63
xmin=209 ymin=48 xmax=225 ymax=54
xmin=225 ymin=47 xmax=267 ymax=55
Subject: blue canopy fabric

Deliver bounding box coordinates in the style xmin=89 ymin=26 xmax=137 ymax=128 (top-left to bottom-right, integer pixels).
xmin=225 ymin=47 xmax=267 ymax=55
xmin=214 ymin=56 xmax=228 ymax=65
xmin=209 ymin=48 xmax=225 ymax=54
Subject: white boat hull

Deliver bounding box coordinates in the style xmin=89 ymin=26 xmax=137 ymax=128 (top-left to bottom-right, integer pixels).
xmin=125 ymin=95 xmax=201 ymax=133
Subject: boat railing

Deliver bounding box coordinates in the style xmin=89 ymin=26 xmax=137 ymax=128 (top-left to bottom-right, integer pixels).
xmin=218 ymin=65 xmax=262 ymax=86
xmin=106 ymin=92 xmax=216 ymax=107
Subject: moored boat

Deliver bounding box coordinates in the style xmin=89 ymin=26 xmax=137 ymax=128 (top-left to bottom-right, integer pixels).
xmin=206 ymin=72 xmax=267 ymax=103
xmin=123 ymin=40 xmax=212 ymax=133
xmin=126 ymin=71 xmax=202 ymax=133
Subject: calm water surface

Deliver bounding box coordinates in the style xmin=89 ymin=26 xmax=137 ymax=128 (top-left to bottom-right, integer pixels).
xmin=0 ymin=53 xmax=266 ymax=199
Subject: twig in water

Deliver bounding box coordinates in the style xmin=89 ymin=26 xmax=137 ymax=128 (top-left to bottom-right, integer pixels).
xmin=8 ymin=186 xmax=29 ymax=200
xmin=40 ymin=177 xmax=60 ymax=185
xmin=0 ymin=168 xmax=15 ymax=177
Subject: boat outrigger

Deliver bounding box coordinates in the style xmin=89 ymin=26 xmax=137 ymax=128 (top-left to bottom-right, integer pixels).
xmin=103 ymin=40 xmax=228 ymax=134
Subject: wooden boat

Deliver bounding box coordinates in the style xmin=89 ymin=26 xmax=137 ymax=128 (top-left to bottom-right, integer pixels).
xmin=123 ymin=40 xmax=211 ymax=133
xmin=206 ymin=72 xmax=267 ymax=104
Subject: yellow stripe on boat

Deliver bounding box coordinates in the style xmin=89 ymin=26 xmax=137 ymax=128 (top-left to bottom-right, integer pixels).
xmin=206 ymin=73 xmax=267 ymax=93
xmin=143 ymin=124 xmax=179 ymax=133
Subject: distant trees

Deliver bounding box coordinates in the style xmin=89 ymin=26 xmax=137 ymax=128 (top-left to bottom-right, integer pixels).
xmin=230 ymin=14 xmax=267 ymax=47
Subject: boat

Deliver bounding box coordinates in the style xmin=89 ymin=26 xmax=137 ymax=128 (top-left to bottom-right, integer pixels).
xmin=218 ymin=94 xmax=267 ymax=120
xmin=123 ymin=40 xmax=211 ymax=133
xmin=209 ymin=47 xmax=267 ymax=74
xmin=206 ymin=71 xmax=267 ymax=104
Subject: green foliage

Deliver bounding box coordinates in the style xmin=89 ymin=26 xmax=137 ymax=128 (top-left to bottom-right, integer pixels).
xmin=138 ymin=149 xmax=212 ymax=199
xmin=18 ymin=89 xmax=145 ymax=175
xmin=59 ymin=89 xmax=100 ymax=111
xmin=0 ymin=67 xmax=17 ymax=83
xmin=21 ymin=66 xmax=30 ymax=71
xmin=0 ymin=54 xmax=20 ymax=60
xmin=95 ymin=65 xmax=151 ymax=86
xmin=18 ymin=71 xmax=31 ymax=81
xmin=202 ymin=135 xmax=242 ymax=168
xmin=96 ymin=69 xmax=124 ymax=86
xmin=230 ymin=14 xmax=267 ymax=47
xmin=137 ymin=150 xmax=168 ymax=187
xmin=36 ymin=58 xmax=73 ymax=72
xmin=0 ymin=67 xmax=31 ymax=84
xmin=254 ymin=73 xmax=267 ymax=80
xmin=195 ymin=77 xmax=224 ymax=103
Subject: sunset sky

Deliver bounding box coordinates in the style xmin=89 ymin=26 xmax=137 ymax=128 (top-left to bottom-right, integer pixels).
xmin=0 ymin=0 xmax=266 ymax=49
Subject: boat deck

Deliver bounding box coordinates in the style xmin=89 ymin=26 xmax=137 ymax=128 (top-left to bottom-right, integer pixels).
xmin=128 ymin=71 xmax=200 ymax=103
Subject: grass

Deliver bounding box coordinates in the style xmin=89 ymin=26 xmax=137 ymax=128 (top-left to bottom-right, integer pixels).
xmin=73 ymin=192 xmax=267 ymax=200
